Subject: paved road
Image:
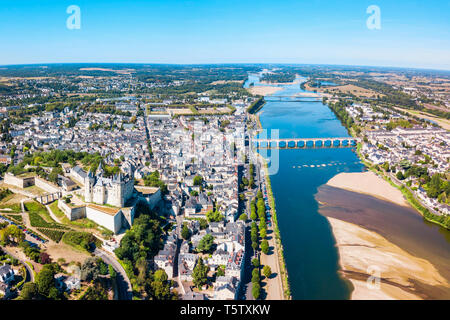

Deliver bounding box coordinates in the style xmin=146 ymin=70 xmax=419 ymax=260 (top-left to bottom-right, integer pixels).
xmin=93 ymin=248 xmax=132 ymax=300
xmin=1 ymin=246 xmax=35 ymax=283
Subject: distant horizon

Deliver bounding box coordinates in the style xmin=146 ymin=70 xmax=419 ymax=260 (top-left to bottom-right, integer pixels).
xmin=1 ymin=62 xmax=450 ymax=73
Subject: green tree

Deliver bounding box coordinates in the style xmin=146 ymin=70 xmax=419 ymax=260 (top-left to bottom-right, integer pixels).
xmin=1 ymin=224 xmax=25 ymax=244
xmin=197 ymin=234 xmax=214 ymax=253
xmin=427 ymin=174 xmax=442 ymax=198
xmin=239 ymin=213 xmax=248 ymax=221
xmin=250 ymin=200 xmax=257 ymax=220
xmin=260 ymin=228 xmax=267 ymax=239
xmin=36 ymin=265 xmax=56 ymax=297
xmin=154 ymin=269 xmax=168 ymax=282
xmin=257 ymin=190 xmax=263 ymax=199
xmin=193 ymin=175 xmax=203 ymax=186
xmin=263 ymin=265 xmax=272 ymax=279
xmin=206 ymin=210 xmax=224 ymax=222
xmin=80 ymin=257 xmax=106 ymax=282
xmin=259 ymin=219 xmax=266 ymax=231
xmin=252 ymin=268 xmax=260 ymax=283
xmin=192 ymin=258 xmax=209 ymax=289
xmin=48 ymin=287 xmax=61 ymax=300
xmin=181 ymin=223 xmax=191 ymax=240
xmin=252 ymin=283 xmax=261 ymax=299
xmin=151 ymin=269 xmax=174 ymax=300
xmin=151 ymin=278 xmax=172 ymax=300
xmin=396 ymin=171 xmax=405 ymax=180
xmin=216 ymin=265 xmax=225 ymax=277
xmin=19 ymin=282 xmax=39 ymax=300
xmin=143 ymin=171 xmax=168 ymax=194
xmin=251 ymin=227 xmax=258 ymax=244
xmin=261 ymin=240 xmax=269 ymax=254
xmin=108 ymin=264 xmax=117 ymax=279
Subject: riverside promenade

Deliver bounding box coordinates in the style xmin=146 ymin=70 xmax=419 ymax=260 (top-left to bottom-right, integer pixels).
xmin=253 ymin=146 xmax=290 ymax=300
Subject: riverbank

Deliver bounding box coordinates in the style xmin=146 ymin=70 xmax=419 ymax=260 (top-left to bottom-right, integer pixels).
xmin=327 ymin=217 xmax=449 ymax=300
xmin=247 ymin=86 xmax=283 ymax=96
xmin=353 ymin=143 xmax=450 ymax=230
xmin=327 ymin=171 xmax=408 ymax=207
xmin=253 ymin=113 xmax=291 ymax=300
xmin=320 ymin=170 xmax=450 ymax=299
xmin=259 ymin=156 xmax=291 ymax=300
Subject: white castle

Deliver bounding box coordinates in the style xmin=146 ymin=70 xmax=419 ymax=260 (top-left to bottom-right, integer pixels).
xmin=84 ymin=163 xmax=134 ymax=208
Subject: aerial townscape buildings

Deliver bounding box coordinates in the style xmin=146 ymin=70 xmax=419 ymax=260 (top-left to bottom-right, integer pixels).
xmin=0 ymin=68 xmax=261 ymax=301
xmin=0 ymin=64 xmax=448 ymax=302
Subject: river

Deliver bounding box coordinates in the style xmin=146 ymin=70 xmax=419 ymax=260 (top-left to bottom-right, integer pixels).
xmin=246 ymin=74 xmax=364 ymax=299
xmin=245 ymin=73 xmax=450 ymax=299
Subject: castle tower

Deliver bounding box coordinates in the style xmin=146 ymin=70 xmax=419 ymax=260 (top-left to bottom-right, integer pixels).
xmin=84 ymin=170 xmax=95 ymax=203
xmin=96 ymin=162 xmax=104 ymax=176
xmin=111 ymin=173 xmax=124 ymax=207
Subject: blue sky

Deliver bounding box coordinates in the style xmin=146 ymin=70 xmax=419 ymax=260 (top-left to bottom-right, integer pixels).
xmin=0 ymin=0 xmax=449 ymax=69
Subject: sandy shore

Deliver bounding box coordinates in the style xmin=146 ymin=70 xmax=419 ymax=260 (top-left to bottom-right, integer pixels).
xmin=247 ymin=86 xmax=283 ymax=96
xmin=327 ymin=171 xmax=408 ymax=207
xmin=328 ymin=217 xmax=448 ymax=300
xmin=293 ymin=92 xmax=322 ymax=98
xmin=260 ymin=79 xmax=301 ymax=86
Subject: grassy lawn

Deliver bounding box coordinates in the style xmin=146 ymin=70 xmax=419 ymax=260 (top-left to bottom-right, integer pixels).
xmin=394 ymin=107 xmax=450 ymax=131
xmin=24 ymin=185 xmax=47 ymax=196
xmin=0 ymin=203 xmax=22 ymax=213
xmin=36 ymin=228 xmax=66 ymax=242
xmin=62 ymin=231 xmax=100 ymax=254
xmin=5 ymin=214 xmax=23 ymax=223
xmin=49 ymin=201 xmax=115 ymax=239
xmin=48 ymin=200 xmax=66 ymax=220
xmin=24 ymin=200 xmax=69 ymax=230
xmin=24 ymin=201 xmax=54 ymax=222
xmin=49 ymin=200 xmax=107 ymax=231
xmin=25 ymin=261 xmax=36 ymax=278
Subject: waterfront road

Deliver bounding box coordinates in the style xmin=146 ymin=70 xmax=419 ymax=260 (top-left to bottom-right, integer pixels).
xmin=94 ymin=248 xmax=132 ymax=300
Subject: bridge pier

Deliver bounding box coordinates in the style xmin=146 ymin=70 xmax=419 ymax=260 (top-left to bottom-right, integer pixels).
xmin=254 ymin=137 xmax=358 ymax=149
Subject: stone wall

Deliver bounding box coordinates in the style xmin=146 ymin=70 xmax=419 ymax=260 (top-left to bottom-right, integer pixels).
xmin=58 ymin=200 xmax=85 ymax=221
xmin=4 ymin=173 xmax=35 ymax=189
xmin=35 ymin=176 xmax=60 ymax=194
xmin=85 ymin=205 xmax=123 ymax=234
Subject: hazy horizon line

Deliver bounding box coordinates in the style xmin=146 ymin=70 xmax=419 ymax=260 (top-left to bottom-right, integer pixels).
xmin=1 ymin=61 xmax=450 ymax=73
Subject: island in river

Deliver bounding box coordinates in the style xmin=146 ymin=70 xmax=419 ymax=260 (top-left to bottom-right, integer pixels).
xmin=316 ymin=171 xmax=450 ymax=300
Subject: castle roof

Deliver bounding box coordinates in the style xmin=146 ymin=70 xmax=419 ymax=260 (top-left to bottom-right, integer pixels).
xmin=96 ymin=162 xmax=104 ymax=176
xmin=87 ymin=204 xmax=121 ymax=216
